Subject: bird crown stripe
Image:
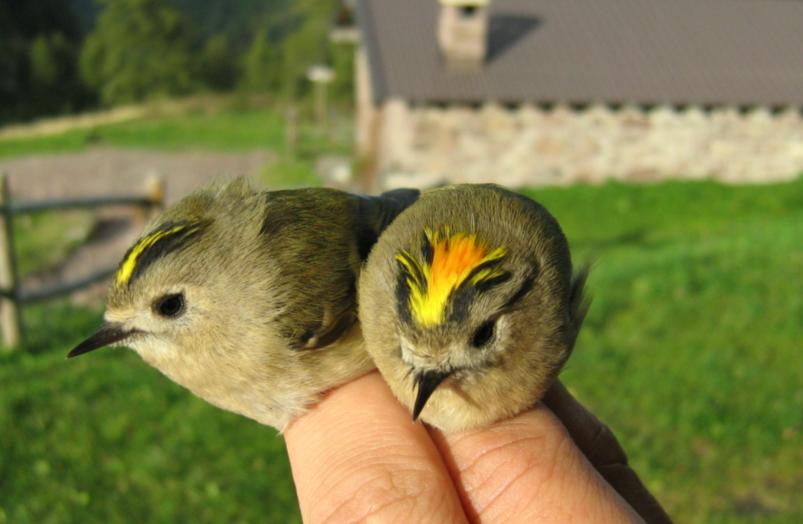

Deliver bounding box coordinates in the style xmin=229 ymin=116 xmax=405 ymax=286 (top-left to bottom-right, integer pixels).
xmin=115 ymin=223 xmax=198 ymax=287
xmin=396 ymin=227 xmax=507 ymax=327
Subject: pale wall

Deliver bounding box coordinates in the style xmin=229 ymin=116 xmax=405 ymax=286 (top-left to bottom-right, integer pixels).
xmin=373 ymin=102 xmax=803 ymax=189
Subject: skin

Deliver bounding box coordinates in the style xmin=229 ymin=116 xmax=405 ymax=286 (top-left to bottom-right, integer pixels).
xmin=286 ymin=373 xmax=646 ymax=523
xmin=359 ymin=184 xmax=587 ymax=432
xmin=69 ymin=178 xmax=418 ymax=431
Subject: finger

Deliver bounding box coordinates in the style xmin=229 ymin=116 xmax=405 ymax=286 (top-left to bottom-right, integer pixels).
xmin=429 ymin=404 xmax=642 ymax=523
xmin=285 ymin=372 xmax=468 ymax=523
xmin=543 ymin=381 xmax=672 ymax=523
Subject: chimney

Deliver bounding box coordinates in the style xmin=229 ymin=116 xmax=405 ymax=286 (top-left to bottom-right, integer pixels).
xmin=437 ymin=0 xmax=490 ymax=71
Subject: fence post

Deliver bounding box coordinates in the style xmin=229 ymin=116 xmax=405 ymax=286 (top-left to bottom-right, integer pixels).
xmin=146 ymin=173 xmax=166 ymax=211
xmin=0 ymin=173 xmax=21 ymax=350
xmin=136 ymin=173 xmax=165 ymax=223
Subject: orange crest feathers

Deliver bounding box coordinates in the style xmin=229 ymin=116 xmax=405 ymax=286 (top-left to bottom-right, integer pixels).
xmin=395 ymin=226 xmax=508 ymax=327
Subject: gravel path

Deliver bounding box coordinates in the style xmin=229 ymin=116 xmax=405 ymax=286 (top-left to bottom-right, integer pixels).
xmin=0 ymin=147 xmax=274 ymax=306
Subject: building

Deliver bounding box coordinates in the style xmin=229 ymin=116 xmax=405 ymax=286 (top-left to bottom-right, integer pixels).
xmin=354 ymin=0 xmax=803 ymax=189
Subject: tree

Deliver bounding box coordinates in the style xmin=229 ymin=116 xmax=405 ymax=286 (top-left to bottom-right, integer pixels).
xmin=277 ymin=0 xmax=336 ymax=100
xmin=0 ymin=0 xmax=88 ymax=123
xmin=80 ymin=0 xmax=195 ymax=105
xmin=29 ymin=32 xmax=83 ymax=113
xmin=240 ymin=25 xmax=279 ymax=93
xmin=199 ymin=34 xmax=237 ymax=91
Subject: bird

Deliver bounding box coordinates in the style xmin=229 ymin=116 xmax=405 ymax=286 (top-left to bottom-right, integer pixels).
xmin=67 ymin=177 xmax=419 ymax=431
xmin=358 ymin=184 xmax=588 ymax=432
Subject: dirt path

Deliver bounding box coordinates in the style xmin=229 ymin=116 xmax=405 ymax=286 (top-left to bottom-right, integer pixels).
xmin=1 ymin=147 xmax=274 ymax=305
xmin=1 ymin=146 xmax=274 ymax=202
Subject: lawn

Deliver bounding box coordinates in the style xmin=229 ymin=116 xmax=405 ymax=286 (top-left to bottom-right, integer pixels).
xmin=525 ymin=179 xmax=803 ymax=523
xmin=0 ymin=98 xmax=351 ymax=159
xmin=1 ymin=167 xmax=801 ymax=520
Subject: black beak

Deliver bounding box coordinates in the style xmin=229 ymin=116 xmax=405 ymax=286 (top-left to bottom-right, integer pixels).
xmin=67 ymin=323 xmax=131 ymax=358
xmin=412 ymin=370 xmax=450 ymax=421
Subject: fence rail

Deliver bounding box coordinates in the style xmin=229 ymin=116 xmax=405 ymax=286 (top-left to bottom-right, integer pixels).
xmin=0 ymin=172 xmax=165 ymax=349
xmin=3 ymin=195 xmax=157 ymax=214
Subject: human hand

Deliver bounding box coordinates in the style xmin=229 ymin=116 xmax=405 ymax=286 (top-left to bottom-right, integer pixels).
xmin=285 ymin=373 xmax=667 ymax=522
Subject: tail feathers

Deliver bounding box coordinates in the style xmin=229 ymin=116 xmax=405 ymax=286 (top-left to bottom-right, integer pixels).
xmin=355 ymin=188 xmax=420 ymax=260
xmin=567 ymin=264 xmax=592 ymax=351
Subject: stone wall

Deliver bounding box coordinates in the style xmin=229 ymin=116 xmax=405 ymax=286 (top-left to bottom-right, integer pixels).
xmin=377 ymin=102 xmax=803 ymax=189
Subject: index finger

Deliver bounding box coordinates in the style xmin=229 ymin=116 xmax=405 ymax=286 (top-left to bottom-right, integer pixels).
xmin=429 ymin=404 xmax=643 ymax=523
xmin=284 ymin=372 xmax=467 ymax=523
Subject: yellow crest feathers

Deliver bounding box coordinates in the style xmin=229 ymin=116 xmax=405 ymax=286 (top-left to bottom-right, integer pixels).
xmin=396 ymin=227 xmax=508 ymax=327
xmin=115 ymin=222 xmax=204 ymax=287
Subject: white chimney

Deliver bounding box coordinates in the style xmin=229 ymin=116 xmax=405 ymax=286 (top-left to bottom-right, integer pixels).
xmin=437 ymin=0 xmax=490 ymax=71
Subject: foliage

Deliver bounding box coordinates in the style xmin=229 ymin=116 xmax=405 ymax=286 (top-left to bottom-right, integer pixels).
xmin=199 ymin=35 xmax=236 ymax=92
xmin=276 ymin=0 xmax=337 ymax=100
xmin=3 ymin=0 xmax=348 ymax=123
xmin=79 ymin=0 xmax=195 ymax=106
xmin=1 ymin=176 xmax=801 ymax=522
xmin=28 ymin=32 xmax=85 ymax=115
xmin=0 ymin=0 xmax=89 ymax=124
xmin=240 ymin=25 xmax=280 ymax=94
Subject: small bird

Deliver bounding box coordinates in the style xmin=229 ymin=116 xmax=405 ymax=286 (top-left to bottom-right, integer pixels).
xmin=358 ymin=184 xmax=588 ymax=432
xmin=68 ymin=177 xmax=418 ymax=431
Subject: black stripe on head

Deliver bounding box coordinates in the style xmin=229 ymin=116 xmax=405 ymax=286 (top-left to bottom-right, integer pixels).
xmin=124 ymin=221 xmax=207 ymax=287
xmin=503 ymin=274 xmax=535 ymax=309
xmin=448 ymin=268 xmax=513 ymax=325
xmin=395 ymin=261 xmax=414 ymax=325
xmin=421 ymin=231 xmax=434 ymax=265
xmin=394 ymin=250 xmax=427 ymax=325
xmin=463 ymin=256 xmax=507 ymax=288
xmin=448 ymin=285 xmax=474 ymax=325
xmin=475 ymin=271 xmax=512 ymax=293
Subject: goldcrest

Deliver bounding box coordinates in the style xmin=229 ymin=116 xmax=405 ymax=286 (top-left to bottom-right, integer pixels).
xmin=68 ymin=177 xmax=418 ymax=431
xmin=358 ymin=184 xmax=588 ymax=433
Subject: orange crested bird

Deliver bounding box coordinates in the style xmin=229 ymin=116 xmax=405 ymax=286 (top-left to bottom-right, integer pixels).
xmin=358 ymin=184 xmax=588 ymax=432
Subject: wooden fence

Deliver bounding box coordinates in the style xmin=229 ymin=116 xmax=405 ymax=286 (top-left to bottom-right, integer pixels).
xmin=0 ymin=173 xmax=165 ymax=350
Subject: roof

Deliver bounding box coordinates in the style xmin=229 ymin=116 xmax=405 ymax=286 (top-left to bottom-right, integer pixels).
xmin=357 ymin=0 xmax=803 ymax=107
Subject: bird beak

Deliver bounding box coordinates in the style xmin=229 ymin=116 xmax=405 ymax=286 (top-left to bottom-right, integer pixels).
xmin=412 ymin=370 xmax=450 ymax=421
xmin=67 ymin=323 xmax=132 ymax=358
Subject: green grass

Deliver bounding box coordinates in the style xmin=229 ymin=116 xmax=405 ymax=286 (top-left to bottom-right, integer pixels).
xmin=1 ymin=176 xmax=801 ymax=523
xmin=0 ymin=107 xmax=286 ymax=158
xmin=0 ymin=304 xmax=299 ymax=524
xmin=0 ymin=104 xmax=348 ymax=161
xmin=13 ymin=211 xmax=95 ymax=277
xmin=524 ymin=178 xmax=803 ymax=523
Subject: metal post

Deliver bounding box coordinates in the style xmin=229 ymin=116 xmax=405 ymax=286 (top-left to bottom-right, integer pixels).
xmin=0 ymin=174 xmax=21 ymax=349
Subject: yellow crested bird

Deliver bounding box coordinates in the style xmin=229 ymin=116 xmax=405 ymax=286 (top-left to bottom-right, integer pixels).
xmin=358 ymin=184 xmax=588 ymax=432
xmin=68 ymin=178 xmax=418 ymax=431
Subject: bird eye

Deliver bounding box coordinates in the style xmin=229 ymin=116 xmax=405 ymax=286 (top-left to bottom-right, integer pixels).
xmin=154 ymin=293 xmax=185 ymax=318
xmin=471 ymin=320 xmax=495 ymax=348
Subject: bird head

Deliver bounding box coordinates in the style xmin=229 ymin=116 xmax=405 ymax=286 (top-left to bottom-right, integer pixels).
xmin=67 ymin=179 xmax=281 ymax=376
xmin=392 ymin=224 xmax=570 ymax=420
